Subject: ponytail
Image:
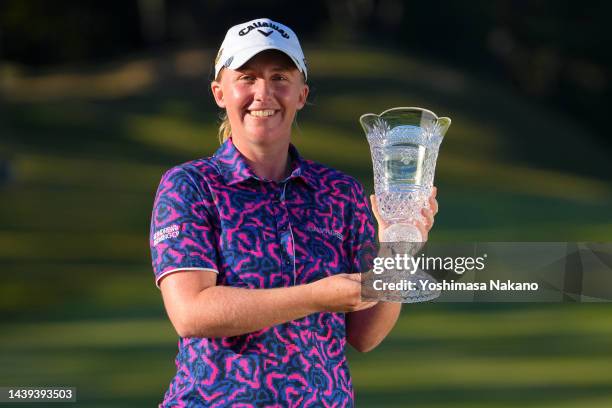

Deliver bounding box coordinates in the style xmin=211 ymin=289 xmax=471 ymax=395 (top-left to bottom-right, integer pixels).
xmin=215 ymin=68 xmax=231 ymax=144
xmin=218 ymin=112 xmax=231 ymax=144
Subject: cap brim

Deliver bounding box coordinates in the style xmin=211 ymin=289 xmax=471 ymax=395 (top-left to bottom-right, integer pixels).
xmin=222 ymin=45 xmax=307 ymax=80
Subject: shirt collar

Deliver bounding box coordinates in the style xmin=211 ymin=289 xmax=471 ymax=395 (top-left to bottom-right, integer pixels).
xmin=213 ymin=137 xmax=317 ymax=189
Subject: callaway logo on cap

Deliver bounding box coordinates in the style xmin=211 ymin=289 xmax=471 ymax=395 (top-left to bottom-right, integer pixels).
xmin=214 ymin=18 xmax=308 ymax=80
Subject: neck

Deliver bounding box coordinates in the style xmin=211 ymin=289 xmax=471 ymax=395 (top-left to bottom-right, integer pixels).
xmin=232 ymin=137 xmax=291 ymax=182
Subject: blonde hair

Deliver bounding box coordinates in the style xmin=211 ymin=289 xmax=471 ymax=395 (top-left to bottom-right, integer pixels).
xmin=218 ymin=112 xmax=232 ymax=143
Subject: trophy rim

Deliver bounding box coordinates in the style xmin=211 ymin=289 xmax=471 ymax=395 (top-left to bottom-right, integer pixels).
xmin=359 ymin=106 xmax=451 ymax=126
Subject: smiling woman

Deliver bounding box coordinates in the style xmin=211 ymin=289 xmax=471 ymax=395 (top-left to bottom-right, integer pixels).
xmin=148 ymin=17 xmax=437 ymax=408
xmin=210 ymin=50 xmax=309 ymax=171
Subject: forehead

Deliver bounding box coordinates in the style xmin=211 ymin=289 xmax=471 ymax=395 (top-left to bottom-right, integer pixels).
xmin=238 ymin=50 xmax=298 ymax=72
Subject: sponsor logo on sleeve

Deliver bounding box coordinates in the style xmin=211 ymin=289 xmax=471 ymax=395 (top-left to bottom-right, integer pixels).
xmin=153 ymin=224 xmax=180 ymax=246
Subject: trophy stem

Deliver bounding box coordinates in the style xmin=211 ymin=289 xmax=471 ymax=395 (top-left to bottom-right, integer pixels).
xmin=380 ymin=222 xmax=423 ymax=243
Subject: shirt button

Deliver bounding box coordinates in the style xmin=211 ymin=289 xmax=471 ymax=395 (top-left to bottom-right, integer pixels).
xmin=285 ymin=259 xmax=291 ymax=265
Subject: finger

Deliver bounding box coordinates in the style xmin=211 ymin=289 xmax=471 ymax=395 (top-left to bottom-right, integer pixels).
xmin=413 ymin=220 xmax=429 ymax=241
xmin=420 ymin=208 xmax=434 ymax=228
xmin=429 ymin=187 xmax=438 ymax=213
xmin=370 ymin=195 xmax=382 ymax=223
xmin=429 ymin=196 xmax=438 ymax=215
xmin=355 ymin=301 xmax=378 ymax=311
xmin=345 ymin=272 xmax=362 ymax=282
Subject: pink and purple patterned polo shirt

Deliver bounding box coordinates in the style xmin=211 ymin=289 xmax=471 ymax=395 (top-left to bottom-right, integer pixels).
xmin=150 ymin=138 xmax=377 ymax=407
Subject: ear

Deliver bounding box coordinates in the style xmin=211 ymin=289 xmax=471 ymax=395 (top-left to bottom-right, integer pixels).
xmin=296 ymin=83 xmax=309 ymax=110
xmin=211 ymin=81 xmax=226 ymax=108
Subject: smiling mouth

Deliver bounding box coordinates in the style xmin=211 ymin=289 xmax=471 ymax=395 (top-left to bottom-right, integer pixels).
xmin=248 ymin=109 xmax=277 ymax=117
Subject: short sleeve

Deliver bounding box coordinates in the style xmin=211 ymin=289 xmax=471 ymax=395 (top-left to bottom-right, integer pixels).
xmin=149 ymin=166 xmax=219 ymax=287
xmin=348 ymin=180 xmax=378 ymax=273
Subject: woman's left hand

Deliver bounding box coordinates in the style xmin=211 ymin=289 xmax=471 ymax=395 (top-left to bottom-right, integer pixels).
xmin=370 ymin=186 xmax=439 ymax=242
xmin=415 ymin=186 xmax=438 ymax=241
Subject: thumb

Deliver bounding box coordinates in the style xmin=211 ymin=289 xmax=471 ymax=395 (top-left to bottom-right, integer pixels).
xmin=345 ymin=272 xmax=362 ymax=282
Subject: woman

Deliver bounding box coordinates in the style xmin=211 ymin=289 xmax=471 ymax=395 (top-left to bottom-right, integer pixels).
xmin=149 ymin=18 xmax=438 ymax=407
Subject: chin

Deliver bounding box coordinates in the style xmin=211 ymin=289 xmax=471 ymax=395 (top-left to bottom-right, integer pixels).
xmin=245 ymin=128 xmax=290 ymax=145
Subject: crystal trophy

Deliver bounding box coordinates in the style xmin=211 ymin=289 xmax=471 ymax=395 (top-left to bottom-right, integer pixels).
xmin=360 ymin=107 xmax=451 ymax=243
xmin=360 ymin=107 xmax=450 ymax=303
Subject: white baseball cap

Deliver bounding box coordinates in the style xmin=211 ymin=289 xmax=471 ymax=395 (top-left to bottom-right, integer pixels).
xmin=214 ymin=18 xmax=308 ymax=80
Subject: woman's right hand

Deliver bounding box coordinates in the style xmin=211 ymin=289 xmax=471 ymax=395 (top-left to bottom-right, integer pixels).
xmin=309 ymin=273 xmax=378 ymax=313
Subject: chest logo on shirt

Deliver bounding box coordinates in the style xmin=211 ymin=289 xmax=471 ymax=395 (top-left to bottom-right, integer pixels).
xmin=306 ymin=225 xmax=343 ymax=241
xmin=153 ymin=224 xmax=180 ymax=246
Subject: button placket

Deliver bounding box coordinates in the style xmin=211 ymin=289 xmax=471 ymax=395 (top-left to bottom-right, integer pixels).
xmin=274 ymin=182 xmax=295 ymax=286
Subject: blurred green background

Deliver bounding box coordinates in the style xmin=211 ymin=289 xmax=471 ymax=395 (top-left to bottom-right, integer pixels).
xmin=1 ymin=1 xmax=611 ymax=407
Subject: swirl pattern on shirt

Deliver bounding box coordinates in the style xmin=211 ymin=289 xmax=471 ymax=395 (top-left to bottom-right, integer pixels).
xmin=150 ymin=138 xmax=376 ymax=407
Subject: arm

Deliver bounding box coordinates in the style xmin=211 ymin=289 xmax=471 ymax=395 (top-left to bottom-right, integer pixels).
xmin=346 ymin=188 xmax=439 ymax=352
xmin=160 ymin=269 xmax=377 ymax=338
xmin=152 ymin=168 xmax=377 ymax=339
xmin=346 ymin=302 xmax=402 ymax=352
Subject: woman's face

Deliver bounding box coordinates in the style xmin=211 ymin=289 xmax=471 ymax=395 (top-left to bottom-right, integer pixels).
xmin=211 ymin=50 xmax=309 ymax=147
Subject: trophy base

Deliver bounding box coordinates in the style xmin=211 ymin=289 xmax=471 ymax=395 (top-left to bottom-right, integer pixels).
xmin=381 ymin=222 xmax=423 ymax=243
xmin=401 ymin=271 xmax=441 ymax=303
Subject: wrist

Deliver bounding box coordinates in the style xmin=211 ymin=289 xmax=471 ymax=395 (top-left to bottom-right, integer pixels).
xmin=303 ymin=281 xmax=322 ymax=314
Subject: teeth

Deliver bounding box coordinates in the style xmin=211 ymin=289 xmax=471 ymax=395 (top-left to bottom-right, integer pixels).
xmin=249 ymin=110 xmax=275 ymax=117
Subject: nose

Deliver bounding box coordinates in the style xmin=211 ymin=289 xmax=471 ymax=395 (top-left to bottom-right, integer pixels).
xmin=253 ymin=78 xmax=273 ymax=102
